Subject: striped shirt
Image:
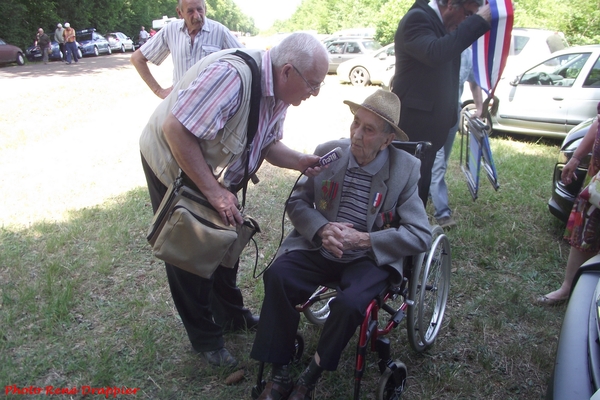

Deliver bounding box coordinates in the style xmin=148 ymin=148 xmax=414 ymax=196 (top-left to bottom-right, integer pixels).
xmin=321 ymin=148 xmax=389 ymax=262
xmin=171 ymin=50 xmax=289 ymax=187
xmin=141 ymin=18 xmax=243 ymax=85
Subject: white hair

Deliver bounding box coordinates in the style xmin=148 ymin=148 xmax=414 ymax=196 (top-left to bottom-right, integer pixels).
xmin=270 ymin=32 xmax=328 ymax=72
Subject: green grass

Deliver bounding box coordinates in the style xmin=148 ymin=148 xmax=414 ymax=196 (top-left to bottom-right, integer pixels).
xmin=0 ymin=134 xmax=570 ymax=399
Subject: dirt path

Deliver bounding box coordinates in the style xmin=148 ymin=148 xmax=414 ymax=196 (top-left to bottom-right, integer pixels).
xmin=0 ymin=53 xmax=375 ymax=227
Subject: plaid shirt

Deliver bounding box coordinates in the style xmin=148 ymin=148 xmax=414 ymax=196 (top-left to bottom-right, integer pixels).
xmin=171 ymin=51 xmax=289 ymax=187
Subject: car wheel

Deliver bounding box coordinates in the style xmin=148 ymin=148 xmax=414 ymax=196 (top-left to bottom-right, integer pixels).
xmin=120 ymin=45 xmax=125 ymax=53
xmin=16 ymin=53 xmax=25 ymax=66
xmin=350 ymin=66 xmax=370 ymax=87
xmin=93 ymin=46 xmax=99 ymax=56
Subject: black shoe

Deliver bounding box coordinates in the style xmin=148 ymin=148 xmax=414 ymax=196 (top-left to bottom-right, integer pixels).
xmin=199 ymin=347 xmax=238 ymax=368
xmin=223 ymin=314 xmax=260 ymax=333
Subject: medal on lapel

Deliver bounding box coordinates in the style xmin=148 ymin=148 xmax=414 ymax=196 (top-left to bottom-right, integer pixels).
xmin=320 ymin=180 xmax=338 ymax=210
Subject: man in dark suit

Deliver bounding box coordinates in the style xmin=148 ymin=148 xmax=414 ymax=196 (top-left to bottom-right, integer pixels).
xmin=392 ymin=0 xmax=491 ymax=205
xmin=251 ymin=90 xmax=432 ymax=400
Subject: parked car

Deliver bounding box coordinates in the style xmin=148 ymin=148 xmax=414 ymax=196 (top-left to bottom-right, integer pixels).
xmin=105 ymin=32 xmax=135 ymax=53
xmin=503 ymin=28 xmax=567 ymax=81
xmin=25 ymin=40 xmax=83 ymax=62
xmin=548 ymin=118 xmax=594 ymax=222
xmin=76 ymin=29 xmax=111 ymax=56
xmin=326 ymin=38 xmax=381 ymax=74
xmin=489 ymin=45 xmax=600 ymax=139
xmin=545 ymin=254 xmax=600 ymax=400
xmin=336 ymin=43 xmax=395 ymax=87
xmin=0 ymin=38 xmax=25 ymax=66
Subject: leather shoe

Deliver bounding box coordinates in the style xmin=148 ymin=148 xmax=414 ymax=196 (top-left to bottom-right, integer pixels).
xmin=199 ymin=347 xmax=238 ymax=368
xmin=536 ymin=295 xmax=568 ymax=307
xmin=224 ymin=314 xmax=260 ymax=333
xmin=257 ymin=381 xmax=293 ymax=400
xmin=288 ymin=384 xmax=314 ymax=400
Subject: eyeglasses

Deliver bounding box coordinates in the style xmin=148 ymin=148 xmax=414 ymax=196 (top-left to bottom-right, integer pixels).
xmin=291 ymin=64 xmax=325 ymax=94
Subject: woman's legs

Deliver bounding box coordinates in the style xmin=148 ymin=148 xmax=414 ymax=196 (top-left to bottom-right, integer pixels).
xmin=543 ymin=246 xmax=595 ymax=300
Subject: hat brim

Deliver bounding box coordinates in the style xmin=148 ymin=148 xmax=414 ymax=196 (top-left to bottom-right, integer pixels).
xmin=344 ymin=100 xmax=409 ymax=142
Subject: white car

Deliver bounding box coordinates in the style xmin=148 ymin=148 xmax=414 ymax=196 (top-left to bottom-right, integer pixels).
xmin=105 ymin=32 xmax=135 ymax=53
xmin=336 ymin=43 xmax=395 ymax=87
xmin=490 ymin=45 xmax=600 ymax=138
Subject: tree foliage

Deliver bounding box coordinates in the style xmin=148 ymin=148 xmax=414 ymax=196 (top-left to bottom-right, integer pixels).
xmin=1 ymin=0 xmax=598 ymax=53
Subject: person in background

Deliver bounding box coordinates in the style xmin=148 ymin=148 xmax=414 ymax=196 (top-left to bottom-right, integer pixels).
xmin=140 ymin=32 xmax=329 ymax=368
xmin=139 ymin=26 xmax=149 ymax=45
xmin=250 ymin=90 xmax=431 ymax=400
xmin=54 ymin=23 xmax=66 ymax=61
xmin=63 ymin=23 xmax=79 ymax=64
xmin=130 ymin=0 xmax=242 ymax=99
xmin=35 ymin=28 xmax=50 ymax=64
xmin=149 ymin=28 xmax=157 ymax=37
xmin=392 ymin=0 xmax=491 ymax=206
xmin=430 ymin=46 xmax=483 ymax=229
xmin=538 ymin=104 xmax=600 ymax=306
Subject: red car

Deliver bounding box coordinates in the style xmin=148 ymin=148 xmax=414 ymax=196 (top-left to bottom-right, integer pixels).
xmin=0 ymin=38 xmax=25 ymax=66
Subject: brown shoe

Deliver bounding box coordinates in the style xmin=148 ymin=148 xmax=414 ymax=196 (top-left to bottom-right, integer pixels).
xmin=257 ymin=381 xmax=293 ymax=400
xmin=288 ymin=384 xmax=314 ymax=400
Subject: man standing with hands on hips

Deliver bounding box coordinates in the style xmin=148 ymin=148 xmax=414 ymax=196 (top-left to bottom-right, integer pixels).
xmin=392 ymin=0 xmax=491 ymax=206
xmin=131 ymin=0 xmax=243 ymax=99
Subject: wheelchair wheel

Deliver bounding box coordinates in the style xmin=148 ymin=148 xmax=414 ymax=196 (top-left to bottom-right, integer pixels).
xmin=418 ymin=227 xmax=451 ymax=348
xmin=406 ymin=225 xmax=449 ymax=352
xmin=376 ymin=361 xmax=407 ymax=400
xmin=303 ymin=286 xmax=336 ymax=326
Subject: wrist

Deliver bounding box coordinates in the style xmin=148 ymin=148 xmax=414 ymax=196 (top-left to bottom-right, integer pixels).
xmin=571 ymin=155 xmax=581 ymax=164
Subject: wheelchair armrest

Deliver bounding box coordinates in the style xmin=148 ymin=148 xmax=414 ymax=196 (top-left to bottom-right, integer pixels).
xmin=392 ymin=141 xmax=432 ymax=160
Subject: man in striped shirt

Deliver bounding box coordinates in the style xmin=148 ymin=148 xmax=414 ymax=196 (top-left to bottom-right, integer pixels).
xmin=131 ymin=0 xmax=243 ymax=99
xmin=251 ymin=90 xmax=431 ymax=400
xmin=140 ymin=32 xmax=329 ymax=369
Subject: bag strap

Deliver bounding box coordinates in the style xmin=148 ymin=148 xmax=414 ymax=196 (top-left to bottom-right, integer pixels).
xmin=231 ymin=50 xmax=261 ymax=210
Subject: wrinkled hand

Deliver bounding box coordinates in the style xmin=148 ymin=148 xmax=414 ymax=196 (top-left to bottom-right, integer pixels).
xmin=319 ymin=222 xmax=364 ymax=258
xmin=206 ymin=186 xmax=244 ymax=226
xmin=301 ymin=154 xmax=323 ymax=177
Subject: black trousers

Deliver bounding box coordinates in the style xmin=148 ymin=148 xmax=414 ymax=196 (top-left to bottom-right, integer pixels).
xmin=250 ymin=250 xmax=390 ymax=371
xmin=141 ymin=154 xmax=252 ymax=352
xmin=417 ymin=145 xmax=436 ymax=207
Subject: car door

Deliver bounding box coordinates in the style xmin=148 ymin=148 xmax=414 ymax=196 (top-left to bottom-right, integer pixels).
xmin=566 ymin=53 xmax=600 ymax=129
xmin=494 ymin=51 xmax=594 ymax=136
xmin=327 ymin=41 xmax=348 ymax=73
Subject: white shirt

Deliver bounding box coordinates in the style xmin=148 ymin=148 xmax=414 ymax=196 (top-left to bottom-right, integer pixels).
xmin=141 ymin=18 xmax=243 ymax=85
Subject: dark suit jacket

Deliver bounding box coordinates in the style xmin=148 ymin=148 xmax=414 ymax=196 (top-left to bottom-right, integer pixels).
xmin=276 ymin=139 xmax=432 ymax=277
xmin=392 ymin=0 xmax=489 ymax=151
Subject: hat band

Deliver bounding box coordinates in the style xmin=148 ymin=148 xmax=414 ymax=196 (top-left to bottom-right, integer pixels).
xmin=362 ymin=104 xmax=396 ymax=125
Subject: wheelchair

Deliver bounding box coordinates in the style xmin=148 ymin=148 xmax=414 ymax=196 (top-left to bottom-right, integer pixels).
xmin=251 ymin=141 xmax=452 ymax=400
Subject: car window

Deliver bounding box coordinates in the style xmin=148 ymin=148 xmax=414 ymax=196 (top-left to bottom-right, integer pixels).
xmin=328 ymin=43 xmax=345 ymax=54
xmin=519 ymin=53 xmax=591 ymax=87
xmin=583 ymin=56 xmax=600 ymax=88
xmin=346 ymin=42 xmax=361 ymax=54
xmin=79 ymin=33 xmax=92 ymax=41
xmin=512 ymin=35 xmax=529 ymax=55
xmin=362 ymin=41 xmax=381 ymax=52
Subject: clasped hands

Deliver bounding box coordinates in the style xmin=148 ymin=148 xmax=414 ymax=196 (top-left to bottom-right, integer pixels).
xmin=318 ymin=222 xmax=370 ymax=258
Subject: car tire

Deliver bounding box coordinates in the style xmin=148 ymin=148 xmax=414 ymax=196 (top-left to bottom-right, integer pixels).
xmin=93 ymin=46 xmax=99 ymax=56
xmin=120 ymin=45 xmax=125 ymax=53
xmin=350 ymin=66 xmax=370 ymax=87
xmin=16 ymin=53 xmax=25 ymax=66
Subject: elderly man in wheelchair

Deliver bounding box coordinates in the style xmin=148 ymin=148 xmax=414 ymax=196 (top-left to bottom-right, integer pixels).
xmin=250 ymin=90 xmax=432 ymax=400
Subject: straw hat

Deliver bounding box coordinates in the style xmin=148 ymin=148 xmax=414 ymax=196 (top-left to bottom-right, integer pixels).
xmin=343 ymin=89 xmax=409 ymax=141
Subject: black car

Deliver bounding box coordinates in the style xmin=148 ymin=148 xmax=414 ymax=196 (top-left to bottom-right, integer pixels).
xmin=545 ymin=255 xmax=600 ymax=399
xmin=548 ymin=118 xmax=595 ymax=222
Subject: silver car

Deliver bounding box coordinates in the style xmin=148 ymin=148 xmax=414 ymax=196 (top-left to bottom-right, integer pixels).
xmin=491 ymin=45 xmax=600 ymax=138
xmin=105 ymin=32 xmax=135 ymax=53
xmin=326 ymin=38 xmax=381 ymax=74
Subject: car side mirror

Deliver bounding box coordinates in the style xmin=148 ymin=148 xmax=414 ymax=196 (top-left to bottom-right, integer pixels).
xmin=378 ymin=53 xmax=387 ymax=60
xmin=509 ymin=76 xmax=520 ymax=86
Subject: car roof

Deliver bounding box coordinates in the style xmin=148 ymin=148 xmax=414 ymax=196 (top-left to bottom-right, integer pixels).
xmin=552 ymin=44 xmax=600 ymax=54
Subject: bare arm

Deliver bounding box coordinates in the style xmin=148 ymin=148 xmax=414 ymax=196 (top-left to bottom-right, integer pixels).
xmin=162 ymin=113 xmax=243 ymax=226
xmin=130 ymin=49 xmax=173 ymax=99
xmin=561 ymin=117 xmax=599 ymax=184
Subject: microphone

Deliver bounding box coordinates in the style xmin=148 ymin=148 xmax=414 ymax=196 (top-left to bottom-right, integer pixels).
xmin=319 ymin=147 xmax=343 ymax=166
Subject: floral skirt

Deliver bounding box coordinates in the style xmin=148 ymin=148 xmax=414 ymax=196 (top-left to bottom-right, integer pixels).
xmin=565 ymin=178 xmax=600 ymax=253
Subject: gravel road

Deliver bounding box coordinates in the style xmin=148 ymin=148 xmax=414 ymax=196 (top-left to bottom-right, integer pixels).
xmin=0 ymin=52 xmax=377 ymax=227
